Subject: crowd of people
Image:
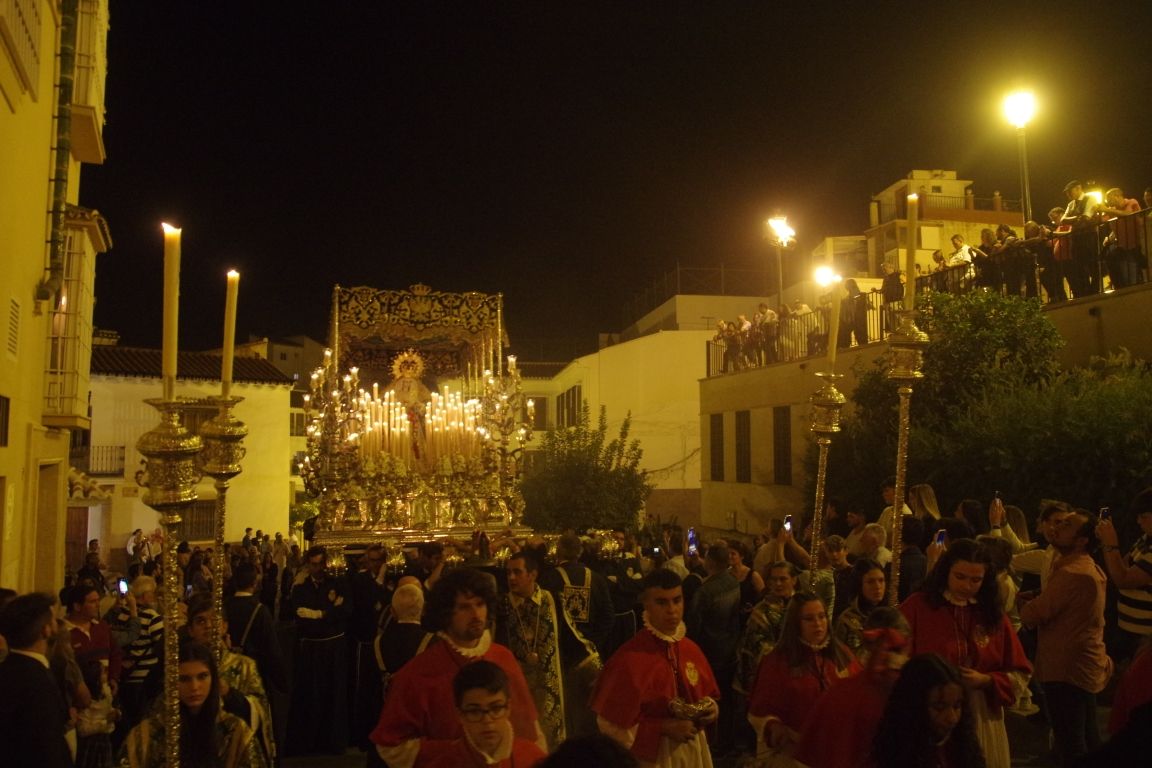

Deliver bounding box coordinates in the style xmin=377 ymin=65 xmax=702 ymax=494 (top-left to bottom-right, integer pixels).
xmin=922 ymin=183 xmax=1149 ymax=304
xmin=4 ymin=483 xmax=1152 ymax=767
xmin=712 ymin=299 xmax=827 ymax=372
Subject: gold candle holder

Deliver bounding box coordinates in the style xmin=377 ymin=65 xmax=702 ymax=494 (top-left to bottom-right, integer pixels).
xmin=808 ymin=372 xmax=846 ymax=590
xmin=198 ymin=396 xmax=248 ymax=661
xmin=136 ymin=398 xmax=203 ymax=768
xmin=885 ymin=309 xmax=929 ymax=606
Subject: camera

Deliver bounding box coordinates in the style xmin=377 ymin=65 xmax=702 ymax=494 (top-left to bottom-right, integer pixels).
xmin=117 ymin=578 xmax=129 ymax=595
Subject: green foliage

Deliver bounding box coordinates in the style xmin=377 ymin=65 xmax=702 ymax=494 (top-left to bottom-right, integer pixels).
xmin=921 ymin=351 xmax=1152 ymax=517
xmin=520 ymin=403 xmax=654 ymax=532
xmin=914 ymin=290 xmax=1063 ymax=423
xmin=819 ymin=293 xmax=1151 ymax=523
xmin=289 ymin=500 xmax=320 ymax=528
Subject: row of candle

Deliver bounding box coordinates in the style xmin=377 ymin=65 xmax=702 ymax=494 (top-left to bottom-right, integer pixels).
xmin=161 ymin=224 xmax=239 ymax=400
xmin=357 ymin=386 xmax=487 ymax=462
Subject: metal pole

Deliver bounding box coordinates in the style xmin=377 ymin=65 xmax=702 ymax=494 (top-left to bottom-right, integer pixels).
xmin=1018 ymin=126 xmax=1033 ymax=224
xmin=776 ymin=242 xmax=785 ymax=307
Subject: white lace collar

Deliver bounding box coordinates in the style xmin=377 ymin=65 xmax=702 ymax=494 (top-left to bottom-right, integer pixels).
xmin=943 ymin=591 xmax=977 ymax=607
xmin=642 ymin=611 xmax=686 ymax=643
xmin=439 ymin=628 xmax=493 ymax=658
xmin=800 ymin=633 xmax=831 ymax=651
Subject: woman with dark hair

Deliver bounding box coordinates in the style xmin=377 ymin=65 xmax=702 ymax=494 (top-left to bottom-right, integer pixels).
xmin=747 ymin=592 xmax=861 ymax=758
xmin=900 ymin=539 xmax=1031 ymax=766
xmin=870 ymin=653 xmax=986 ymax=768
xmin=727 ymin=539 xmax=764 ymax=626
xmin=833 ymin=559 xmax=887 ymax=660
xmin=119 ymin=640 xmax=261 ymax=767
xmin=955 ymin=499 xmax=991 ymax=536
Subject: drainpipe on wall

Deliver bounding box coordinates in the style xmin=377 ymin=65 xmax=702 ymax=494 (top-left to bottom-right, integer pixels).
xmin=37 ymin=0 xmax=80 ymax=303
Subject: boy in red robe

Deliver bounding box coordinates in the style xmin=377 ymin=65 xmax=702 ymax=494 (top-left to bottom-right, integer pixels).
xmin=591 ymin=569 xmax=719 ymax=767
xmin=424 ymin=660 xmax=547 ymax=768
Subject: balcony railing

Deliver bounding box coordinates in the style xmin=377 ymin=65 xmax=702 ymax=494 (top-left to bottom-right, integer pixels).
xmin=875 ymin=193 xmax=1023 ymax=225
xmin=707 ymin=293 xmax=887 ymax=376
xmin=72 ymin=444 xmax=126 ymax=476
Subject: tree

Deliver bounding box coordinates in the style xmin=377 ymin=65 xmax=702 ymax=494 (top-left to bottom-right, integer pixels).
xmin=821 ymin=291 xmax=1086 ymax=518
xmin=520 ymin=403 xmax=653 ymax=532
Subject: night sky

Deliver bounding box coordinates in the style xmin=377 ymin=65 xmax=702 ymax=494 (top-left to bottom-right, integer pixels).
xmin=83 ymin=2 xmax=1152 ymax=361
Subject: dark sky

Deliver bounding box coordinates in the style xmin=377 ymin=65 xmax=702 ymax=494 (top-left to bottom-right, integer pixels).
xmin=83 ymin=1 xmax=1152 ymax=360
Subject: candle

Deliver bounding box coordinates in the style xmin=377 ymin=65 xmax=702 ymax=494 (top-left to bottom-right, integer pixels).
xmin=221 ymin=270 xmax=239 ymax=398
xmin=161 ymin=224 xmax=182 ymax=400
xmin=827 ymin=280 xmax=842 ymax=370
xmin=906 ymin=193 xmax=919 ymax=312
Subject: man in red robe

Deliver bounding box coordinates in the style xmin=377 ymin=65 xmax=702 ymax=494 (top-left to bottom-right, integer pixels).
xmin=371 ymin=568 xmax=546 ymax=768
xmin=592 ymin=569 xmax=719 ymax=767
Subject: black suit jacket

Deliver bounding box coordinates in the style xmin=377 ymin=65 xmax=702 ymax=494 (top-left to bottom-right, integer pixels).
xmin=0 ymin=652 xmax=73 ymax=768
xmin=224 ymin=593 xmax=287 ymax=692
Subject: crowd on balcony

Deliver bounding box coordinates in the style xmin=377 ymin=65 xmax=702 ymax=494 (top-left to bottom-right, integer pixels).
xmin=921 ymin=183 xmax=1150 ymax=303
xmin=713 ymin=299 xmax=833 ymax=372
xmin=711 ymin=184 xmax=1151 ymax=377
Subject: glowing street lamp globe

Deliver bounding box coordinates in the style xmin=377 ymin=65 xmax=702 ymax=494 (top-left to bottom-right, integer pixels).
xmin=767 ymin=216 xmax=795 ymax=246
xmin=1003 ymin=90 xmax=1035 ymax=129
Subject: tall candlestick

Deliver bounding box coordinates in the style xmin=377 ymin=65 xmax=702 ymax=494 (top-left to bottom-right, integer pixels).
xmin=827 ymin=281 xmax=841 ymax=370
xmin=221 ymin=270 xmax=239 ymax=398
xmin=161 ymin=223 xmax=182 ymax=401
xmin=906 ymin=193 xmax=919 ymax=312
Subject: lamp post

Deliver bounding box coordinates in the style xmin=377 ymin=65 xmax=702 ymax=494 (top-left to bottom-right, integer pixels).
xmin=1003 ymin=90 xmax=1035 ymax=223
xmin=767 ymin=216 xmax=795 ymax=307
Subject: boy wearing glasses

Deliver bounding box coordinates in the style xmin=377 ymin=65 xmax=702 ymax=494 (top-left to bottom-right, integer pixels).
xmin=424 ymin=660 xmax=547 ymax=768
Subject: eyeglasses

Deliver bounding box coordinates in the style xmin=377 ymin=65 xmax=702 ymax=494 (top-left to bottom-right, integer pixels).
xmin=459 ymin=702 xmax=509 ymax=722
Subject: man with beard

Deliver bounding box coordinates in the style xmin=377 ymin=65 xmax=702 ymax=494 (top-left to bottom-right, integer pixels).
xmin=372 ymin=567 xmax=545 ymax=768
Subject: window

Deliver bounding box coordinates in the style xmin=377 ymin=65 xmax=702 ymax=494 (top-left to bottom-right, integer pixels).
xmin=735 ymin=410 xmax=751 ymax=483
xmin=180 ymin=500 xmax=216 ymax=542
xmin=290 ymin=412 xmax=307 ymax=437
xmin=556 ymin=384 xmax=582 ymax=428
xmin=0 ymin=0 xmax=43 ymax=99
xmin=772 ymin=406 xmax=792 ymax=485
xmin=527 ymin=396 xmax=548 ymax=430
xmin=709 ymin=413 xmax=724 ymax=481
xmin=0 ymin=394 xmax=9 ymax=446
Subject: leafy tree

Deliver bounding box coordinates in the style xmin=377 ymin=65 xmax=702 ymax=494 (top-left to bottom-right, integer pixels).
xmin=820 ymin=291 xmax=1088 ymax=518
xmin=520 ymin=403 xmax=653 ymax=532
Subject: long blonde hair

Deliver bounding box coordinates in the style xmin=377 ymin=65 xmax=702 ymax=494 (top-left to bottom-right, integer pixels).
xmin=907 ymin=484 xmax=941 ymax=521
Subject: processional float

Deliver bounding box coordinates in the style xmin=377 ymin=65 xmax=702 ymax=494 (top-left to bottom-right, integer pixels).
xmin=304 ymin=284 xmax=535 ymax=566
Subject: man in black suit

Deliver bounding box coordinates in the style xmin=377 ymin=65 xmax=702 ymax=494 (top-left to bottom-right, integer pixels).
xmin=225 ymin=562 xmax=287 ymax=754
xmin=224 ymin=562 xmax=286 ymax=692
xmin=0 ymin=592 xmax=73 ymax=767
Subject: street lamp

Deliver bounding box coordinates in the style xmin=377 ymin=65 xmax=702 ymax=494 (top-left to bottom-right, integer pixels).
xmin=1003 ymin=90 xmax=1035 ymax=223
xmin=767 ymin=215 xmax=795 ymax=306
